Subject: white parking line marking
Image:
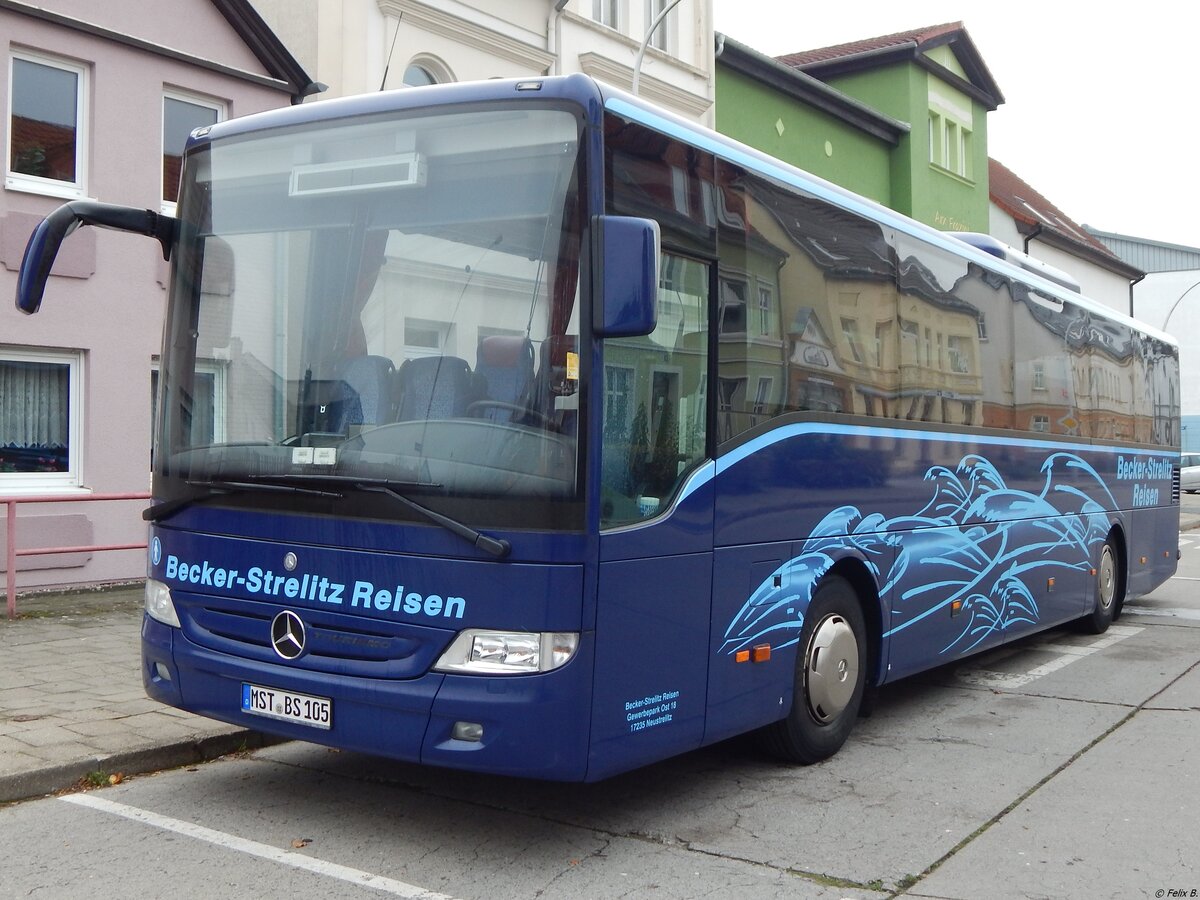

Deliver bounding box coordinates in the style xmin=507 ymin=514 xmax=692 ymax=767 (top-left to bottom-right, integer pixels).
xmin=61 ymin=794 xmax=457 ymax=899
xmin=1123 ymin=605 xmax=1200 ymax=621
xmin=954 ymin=625 xmax=1144 ymax=689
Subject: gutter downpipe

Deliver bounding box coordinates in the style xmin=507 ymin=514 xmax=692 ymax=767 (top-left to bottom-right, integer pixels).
xmin=548 ymin=0 xmax=568 ymax=76
xmin=1022 ymin=223 xmax=1043 ymax=256
xmin=1129 ymin=271 xmax=1146 ymax=319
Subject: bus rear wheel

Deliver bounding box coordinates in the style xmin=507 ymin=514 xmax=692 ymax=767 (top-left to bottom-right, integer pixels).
xmin=760 ymin=575 xmax=866 ymax=764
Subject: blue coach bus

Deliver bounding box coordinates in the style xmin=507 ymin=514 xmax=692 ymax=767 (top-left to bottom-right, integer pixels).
xmin=17 ymin=75 xmax=1180 ymax=781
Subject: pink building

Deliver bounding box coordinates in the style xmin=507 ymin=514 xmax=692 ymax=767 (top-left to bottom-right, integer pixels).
xmin=1 ymin=0 xmax=316 ymax=594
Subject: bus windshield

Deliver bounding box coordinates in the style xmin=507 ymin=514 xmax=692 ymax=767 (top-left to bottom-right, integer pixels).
xmin=155 ymin=105 xmax=585 ymax=531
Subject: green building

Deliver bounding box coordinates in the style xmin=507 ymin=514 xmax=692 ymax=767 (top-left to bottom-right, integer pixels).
xmin=715 ymin=22 xmax=1005 ymax=234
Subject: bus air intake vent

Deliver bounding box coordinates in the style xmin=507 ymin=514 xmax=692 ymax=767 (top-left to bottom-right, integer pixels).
xmin=289 ymin=152 xmax=427 ymax=196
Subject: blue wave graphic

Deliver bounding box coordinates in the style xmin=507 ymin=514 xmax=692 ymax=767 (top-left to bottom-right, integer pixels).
xmin=722 ymin=451 xmax=1114 ymax=658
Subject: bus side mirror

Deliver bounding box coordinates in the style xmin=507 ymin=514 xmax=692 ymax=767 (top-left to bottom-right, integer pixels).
xmin=594 ymin=215 xmax=659 ymax=338
xmin=15 ymin=200 xmax=175 ymax=314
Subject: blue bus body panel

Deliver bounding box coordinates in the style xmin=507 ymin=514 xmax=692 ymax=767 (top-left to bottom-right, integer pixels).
xmin=144 ymin=515 xmax=592 ymax=779
xmin=708 ymin=423 xmax=1175 ymax=685
xmin=589 ymin=471 xmax=714 ymax=780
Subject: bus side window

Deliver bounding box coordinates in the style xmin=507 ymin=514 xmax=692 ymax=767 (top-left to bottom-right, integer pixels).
xmin=600 ymin=253 xmax=708 ymax=524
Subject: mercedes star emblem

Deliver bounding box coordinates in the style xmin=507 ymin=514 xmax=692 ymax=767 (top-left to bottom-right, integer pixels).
xmin=270 ymin=610 xmax=307 ymax=660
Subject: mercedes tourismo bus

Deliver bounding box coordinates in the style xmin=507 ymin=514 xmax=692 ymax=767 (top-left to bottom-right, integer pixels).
xmin=16 ymin=75 xmax=1181 ymax=781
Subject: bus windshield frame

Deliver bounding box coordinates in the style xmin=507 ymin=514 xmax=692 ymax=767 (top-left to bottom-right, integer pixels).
xmin=153 ymin=102 xmax=587 ymax=533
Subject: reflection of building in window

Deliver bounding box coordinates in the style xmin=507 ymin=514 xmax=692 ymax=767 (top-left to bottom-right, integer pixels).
xmin=841 ymin=317 xmax=864 ymax=363
xmin=753 ymin=377 xmax=772 ymax=416
xmin=874 ymin=322 xmax=892 ymax=368
xmin=1031 ymin=414 xmax=1050 ymax=432
xmin=1033 ymin=362 xmax=1046 ymax=390
xmin=718 ymin=376 xmax=743 ymax=440
xmin=719 ymin=277 xmax=747 ymax=334
xmin=757 ymin=284 xmax=774 ymax=336
xmin=947 ymin=335 xmax=972 ymax=374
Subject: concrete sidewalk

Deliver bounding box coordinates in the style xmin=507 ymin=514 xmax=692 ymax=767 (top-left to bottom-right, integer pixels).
xmin=0 ymin=586 xmax=273 ymax=805
xmin=5 ymin=512 xmax=1200 ymax=806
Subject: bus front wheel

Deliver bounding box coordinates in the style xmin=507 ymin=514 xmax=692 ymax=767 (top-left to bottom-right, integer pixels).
xmin=761 ymin=575 xmax=867 ymax=764
xmin=1078 ymin=536 xmax=1123 ymax=634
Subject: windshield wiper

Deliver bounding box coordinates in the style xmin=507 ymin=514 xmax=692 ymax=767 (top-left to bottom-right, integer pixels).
xmin=358 ymin=483 xmax=511 ymax=559
xmin=143 ymin=478 xmax=344 ymax=523
xmin=234 ymin=473 xmax=511 ymax=559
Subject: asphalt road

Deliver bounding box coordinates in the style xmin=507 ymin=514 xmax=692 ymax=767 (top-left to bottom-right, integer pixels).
xmin=3 ymin=533 xmax=1199 ymax=900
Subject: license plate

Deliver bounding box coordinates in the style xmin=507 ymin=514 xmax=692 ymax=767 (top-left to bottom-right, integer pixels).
xmin=241 ymin=683 xmax=332 ymax=730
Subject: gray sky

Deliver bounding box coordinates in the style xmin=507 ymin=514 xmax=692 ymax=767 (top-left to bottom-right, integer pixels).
xmin=713 ymin=1 xmax=1200 ymax=251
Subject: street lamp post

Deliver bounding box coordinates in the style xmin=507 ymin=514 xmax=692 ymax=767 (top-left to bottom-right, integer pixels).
xmin=1161 ymin=278 xmax=1200 ymax=332
xmin=631 ymin=0 xmax=686 ymax=95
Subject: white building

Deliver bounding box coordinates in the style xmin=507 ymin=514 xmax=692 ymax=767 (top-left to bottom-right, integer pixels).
xmin=251 ymin=0 xmax=715 ymax=123
xmin=988 ymin=158 xmax=1143 ymax=316
xmin=1087 ymin=229 xmax=1200 ymax=421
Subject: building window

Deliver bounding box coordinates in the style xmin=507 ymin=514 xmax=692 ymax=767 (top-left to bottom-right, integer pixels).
xmin=929 ymin=104 xmax=972 ymax=179
xmin=403 ymin=65 xmax=436 ymax=87
xmin=0 ymin=349 xmax=83 ymax=490
xmin=404 ymin=318 xmax=450 ymax=357
xmin=593 ymin=0 xmax=620 ymax=29
xmin=646 ymin=0 xmax=675 ymax=51
xmin=163 ymin=92 xmax=221 ymax=208
xmin=1031 ymin=414 xmax=1050 ymax=433
xmin=150 ymin=360 xmax=224 ymax=462
xmin=7 ymin=52 xmax=87 ymax=198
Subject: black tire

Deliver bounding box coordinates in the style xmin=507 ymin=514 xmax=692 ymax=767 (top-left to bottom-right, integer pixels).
xmin=1078 ymin=535 xmax=1123 ymax=634
xmin=760 ymin=575 xmax=867 ymax=764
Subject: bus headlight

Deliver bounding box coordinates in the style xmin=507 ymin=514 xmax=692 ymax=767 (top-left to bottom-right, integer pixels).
xmin=144 ymin=578 xmax=181 ymax=628
xmin=434 ymin=630 xmax=578 ymax=675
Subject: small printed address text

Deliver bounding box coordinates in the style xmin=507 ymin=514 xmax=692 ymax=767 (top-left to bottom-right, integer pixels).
xmin=625 ymin=690 xmax=680 ymax=733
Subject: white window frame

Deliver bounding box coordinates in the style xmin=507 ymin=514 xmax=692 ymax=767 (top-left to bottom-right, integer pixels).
xmin=0 ymin=347 xmax=84 ymax=493
xmin=645 ymin=0 xmax=676 ymax=53
xmin=6 ymin=50 xmax=88 ymax=200
xmin=404 ymin=318 xmax=451 ymax=359
xmin=1033 ymin=362 xmax=1047 ymax=391
xmin=161 ymin=89 xmax=224 ymax=214
xmin=593 ymin=0 xmax=621 ymax=30
xmin=757 ymin=282 xmax=774 ymax=337
xmin=752 ymin=376 xmax=773 ymax=416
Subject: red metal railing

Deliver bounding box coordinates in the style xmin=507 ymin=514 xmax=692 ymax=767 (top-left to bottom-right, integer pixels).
xmin=3 ymin=492 xmax=150 ymax=619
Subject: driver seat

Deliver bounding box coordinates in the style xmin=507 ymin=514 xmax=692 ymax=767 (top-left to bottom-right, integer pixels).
xmin=395 ymin=355 xmax=476 ymax=420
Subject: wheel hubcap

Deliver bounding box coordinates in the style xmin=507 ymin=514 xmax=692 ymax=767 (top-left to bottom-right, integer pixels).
xmin=1098 ymin=545 xmax=1115 ymax=612
xmin=805 ymin=613 xmax=860 ymax=724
